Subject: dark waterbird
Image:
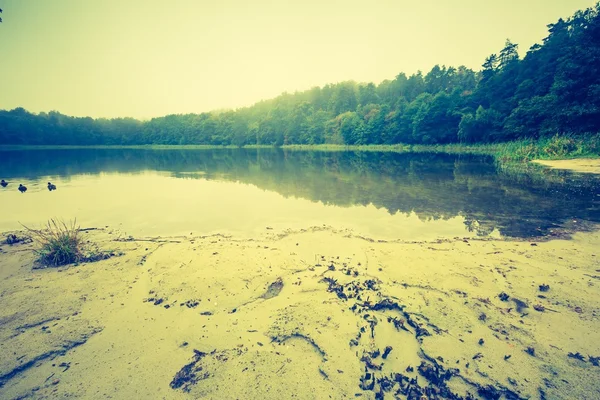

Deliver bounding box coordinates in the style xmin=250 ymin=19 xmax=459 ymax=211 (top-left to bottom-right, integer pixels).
xmin=0 ymin=179 xmax=7 ymax=188
xmin=18 ymin=184 xmax=27 ymax=193
xmin=47 ymin=182 xmax=57 ymax=191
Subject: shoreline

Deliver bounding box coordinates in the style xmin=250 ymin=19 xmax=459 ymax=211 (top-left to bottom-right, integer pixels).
xmin=1 ymin=226 xmax=599 ymax=399
xmin=1 ymin=138 xmax=599 ymax=164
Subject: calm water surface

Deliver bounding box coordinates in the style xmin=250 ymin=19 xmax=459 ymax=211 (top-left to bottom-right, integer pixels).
xmin=1 ymin=148 xmax=599 ymax=240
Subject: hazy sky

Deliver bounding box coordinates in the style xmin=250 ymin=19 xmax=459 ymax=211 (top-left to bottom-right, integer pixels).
xmin=0 ymin=0 xmax=596 ymax=119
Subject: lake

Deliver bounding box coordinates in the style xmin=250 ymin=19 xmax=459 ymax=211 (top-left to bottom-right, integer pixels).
xmin=2 ymin=148 xmax=600 ymax=400
xmin=1 ymin=148 xmax=599 ymax=240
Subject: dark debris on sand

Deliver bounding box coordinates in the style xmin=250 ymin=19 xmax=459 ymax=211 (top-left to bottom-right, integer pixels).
xmin=170 ymin=350 xmax=209 ymax=392
xmin=260 ymin=277 xmax=284 ymax=300
xmin=167 ymin=260 xmax=528 ymax=399
xmin=321 ymin=271 xmax=524 ymax=400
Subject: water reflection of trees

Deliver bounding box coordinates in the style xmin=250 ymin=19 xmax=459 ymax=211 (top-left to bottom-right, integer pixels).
xmin=1 ymin=148 xmax=598 ymax=237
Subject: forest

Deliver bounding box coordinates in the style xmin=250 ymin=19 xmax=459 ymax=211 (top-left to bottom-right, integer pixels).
xmin=0 ymin=3 xmax=599 ymax=147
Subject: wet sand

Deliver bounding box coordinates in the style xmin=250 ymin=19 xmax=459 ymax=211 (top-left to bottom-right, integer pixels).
xmin=532 ymin=159 xmax=600 ymax=174
xmin=1 ymin=226 xmax=599 ymax=399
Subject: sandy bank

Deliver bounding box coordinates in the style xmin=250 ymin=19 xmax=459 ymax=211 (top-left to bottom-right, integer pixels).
xmin=532 ymin=158 xmax=600 ymax=174
xmin=1 ymin=226 xmax=599 ymax=399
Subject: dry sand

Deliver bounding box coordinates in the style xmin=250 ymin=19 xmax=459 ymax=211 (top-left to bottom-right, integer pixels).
xmin=532 ymin=159 xmax=600 ymax=174
xmin=1 ymin=226 xmax=599 ymax=399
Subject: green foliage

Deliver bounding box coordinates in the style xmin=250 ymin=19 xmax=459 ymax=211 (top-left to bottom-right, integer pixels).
xmin=494 ymin=134 xmax=600 ymax=162
xmin=0 ymin=3 xmax=599 ymax=148
xmin=542 ymin=135 xmax=577 ymax=157
xmin=458 ymin=106 xmax=504 ymax=143
xmin=25 ymin=219 xmax=84 ymax=266
xmin=24 ymin=219 xmax=112 ymax=267
xmin=412 ymin=92 xmax=460 ymax=144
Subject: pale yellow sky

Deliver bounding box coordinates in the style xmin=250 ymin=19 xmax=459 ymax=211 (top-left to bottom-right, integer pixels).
xmin=0 ymin=0 xmax=596 ymax=119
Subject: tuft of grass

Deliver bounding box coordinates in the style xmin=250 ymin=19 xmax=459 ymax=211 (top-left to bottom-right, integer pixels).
xmin=23 ymin=219 xmax=114 ymax=267
xmin=24 ymin=219 xmax=83 ymax=266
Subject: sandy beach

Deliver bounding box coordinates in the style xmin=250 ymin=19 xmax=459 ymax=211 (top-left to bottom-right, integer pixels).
xmin=532 ymin=159 xmax=600 ymax=174
xmin=1 ymin=226 xmax=599 ymax=399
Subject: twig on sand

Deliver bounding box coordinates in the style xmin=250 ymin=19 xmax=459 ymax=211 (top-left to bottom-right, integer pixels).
xmin=114 ymin=237 xmax=182 ymax=244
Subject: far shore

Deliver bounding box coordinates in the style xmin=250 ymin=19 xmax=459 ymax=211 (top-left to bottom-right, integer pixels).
xmin=1 ymin=225 xmax=599 ymax=399
xmin=1 ymin=140 xmax=599 ymax=164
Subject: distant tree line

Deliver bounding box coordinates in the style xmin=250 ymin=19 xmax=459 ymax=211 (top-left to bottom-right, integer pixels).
xmin=1 ymin=3 xmax=599 ymax=146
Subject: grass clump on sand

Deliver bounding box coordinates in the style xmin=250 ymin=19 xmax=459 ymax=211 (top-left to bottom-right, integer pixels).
xmin=24 ymin=219 xmax=113 ymax=267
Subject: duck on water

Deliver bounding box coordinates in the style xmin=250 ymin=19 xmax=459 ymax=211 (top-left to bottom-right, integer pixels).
xmin=18 ymin=184 xmax=27 ymax=193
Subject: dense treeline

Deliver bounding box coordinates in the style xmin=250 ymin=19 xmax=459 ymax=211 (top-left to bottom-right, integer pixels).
xmin=1 ymin=3 xmax=599 ymax=146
